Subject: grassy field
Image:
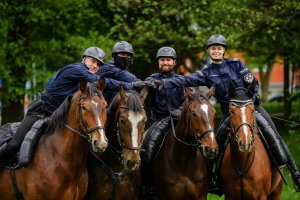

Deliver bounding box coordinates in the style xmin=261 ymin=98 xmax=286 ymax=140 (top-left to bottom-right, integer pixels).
xmin=207 ymin=131 xmax=300 ymax=200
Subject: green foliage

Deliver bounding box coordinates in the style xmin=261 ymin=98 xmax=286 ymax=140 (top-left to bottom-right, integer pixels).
xmin=0 ymin=0 xmax=300 ymax=122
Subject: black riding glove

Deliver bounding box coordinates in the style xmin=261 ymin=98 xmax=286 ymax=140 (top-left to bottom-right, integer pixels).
xmin=153 ymin=80 xmax=164 ymax=90
xmin=170 ymin=109 xmax=182 ymax=118
xmin=132 ymin=81 xmax=156 ymax=90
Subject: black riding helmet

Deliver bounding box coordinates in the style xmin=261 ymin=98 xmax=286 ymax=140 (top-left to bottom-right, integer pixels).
xmin=82 ymin=47 xmax=106 ymax=65
xmin=112 ymin=41 xmax=134 ymax=56
xmin=156 ymin=46 xmax=177 ymax=59
xmin=206 ymin=34 xmax=227 ymax=50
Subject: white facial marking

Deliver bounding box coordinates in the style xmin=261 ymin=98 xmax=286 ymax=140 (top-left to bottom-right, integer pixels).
xmin=92 ymin=100 xmax=98 ymax=107
xmin=128 ymin=111 xmax=144 ymax=149
xmin=200 ymin=103 xmax=214 ymax=139
xmin=95 ymin=114 xmax=105 ymax=144
xmin=241 ymin=107 xmax=249 ymax=143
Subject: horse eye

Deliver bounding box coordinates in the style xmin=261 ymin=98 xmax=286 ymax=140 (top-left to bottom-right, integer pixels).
xmin=82 ymin=105 xmax=87 ymax=111
xmin=119 ymin=118 xmax=126 ymax=124
xmin=191 ymin=112 xmax=197 ymax=117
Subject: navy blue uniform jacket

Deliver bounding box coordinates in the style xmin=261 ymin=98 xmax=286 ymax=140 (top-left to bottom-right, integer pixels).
xmin=162 ymin=58 xmax=259 ymax=115
xmin=146 ymin=72 xmax=186 ymax=120
xmin=98 ymin=61 xmax=140 ymax=104
xmin=42 ymin=62 xmax=133 ymax=111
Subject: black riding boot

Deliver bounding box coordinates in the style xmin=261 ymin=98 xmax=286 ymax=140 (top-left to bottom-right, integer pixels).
xmin=255 ymin=113 xmax=287 ymax=166
xmin=255 ymin=112 xmax=300 ymax=192
xmin=140 ymin=117 xmax=171 ymax=198
xmin=208 ymin=117 xmax=230 ymax=196
xmin=281 ymin=141 xmax=300 ymax=192
xmin=0 ymin=143 xmax=8 ymax=165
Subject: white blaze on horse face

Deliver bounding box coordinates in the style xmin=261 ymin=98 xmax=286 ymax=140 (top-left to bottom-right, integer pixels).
xmin=200 ymin=103 xmax=214 ymax=139
xmin=128 ymin=111 xmax=144 ymax=149
xmin=92 ymin=100 xmax=98 ymax=107
xmin=92 ymin=101 xmax=105 ymax=143
xmin=241 ymin=107 xmax=249 ymax=143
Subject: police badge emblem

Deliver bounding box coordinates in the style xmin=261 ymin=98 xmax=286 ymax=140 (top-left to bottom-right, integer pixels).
xmin=244 ymin=73 xmax=254 ymax=83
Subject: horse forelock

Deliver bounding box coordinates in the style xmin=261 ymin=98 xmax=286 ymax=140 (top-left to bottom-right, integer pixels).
xmin=86 ymin=82 xmax=104 ymax=98
xmin=127 ymin=92 xmax=143 ymax=112
xmin=232 ymin=88 xmax=252 ymax=101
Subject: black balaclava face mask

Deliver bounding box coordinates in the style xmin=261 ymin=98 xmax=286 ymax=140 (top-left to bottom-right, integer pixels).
xmin=114 ymin=56 xmax=133 ymax=70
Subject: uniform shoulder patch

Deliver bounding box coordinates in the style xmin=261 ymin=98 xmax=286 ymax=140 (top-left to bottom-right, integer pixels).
xmin=244 ymin=73 xmax=254 ymax=83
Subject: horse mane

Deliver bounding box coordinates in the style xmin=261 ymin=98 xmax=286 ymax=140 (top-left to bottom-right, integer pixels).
xmin=45 ymin=82 xmax=104 ymax=135
xmin=45 ymin=95 xmax=72 ymax=136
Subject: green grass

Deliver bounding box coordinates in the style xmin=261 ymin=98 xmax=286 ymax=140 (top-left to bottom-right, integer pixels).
xmin=207 ymin=132 xmax=300 ymax=200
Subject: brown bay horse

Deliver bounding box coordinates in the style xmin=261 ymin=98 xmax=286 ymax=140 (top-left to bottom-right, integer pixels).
xmin=85 ymin=87 xmax=148 ymax=200
xmin=220 ymin=81 xmax=283 ymax=200
xmin=153 ymin=86 xmax=218 ymax=200
xmin=0 ymin=79 xmax=108 ymax=200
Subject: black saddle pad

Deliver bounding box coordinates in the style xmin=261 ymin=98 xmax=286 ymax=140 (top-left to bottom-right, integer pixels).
xmin=0 ymin=122 xmax=20 ymax=147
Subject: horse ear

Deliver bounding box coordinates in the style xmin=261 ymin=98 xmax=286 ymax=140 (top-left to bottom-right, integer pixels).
xmin=119 ymin=86 xmax=126 ymax=101
xmin=183 ymin=86 xmax=192 ymax=100
xmin=97 ymin=77 xmax=105 ymax=92
xmin=139 ymin=87 xmax=148 ymax=104
xmin=79 ymin=80 xmax=87 ymax=93
xmin=206 ymin=85 xmax=215 ymax=99
xmin=228 ymin=81 xmax=237 ymax=99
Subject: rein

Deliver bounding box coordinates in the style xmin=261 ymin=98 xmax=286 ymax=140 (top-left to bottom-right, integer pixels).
xmin=170 ymin=114 xmax=214 ymax=149
xmin=90 ymin=150 xmax=129 ymax=199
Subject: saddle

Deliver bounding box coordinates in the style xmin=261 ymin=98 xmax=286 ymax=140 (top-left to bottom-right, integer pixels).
xmin=0 ymin=118 xmax=49 ymax=168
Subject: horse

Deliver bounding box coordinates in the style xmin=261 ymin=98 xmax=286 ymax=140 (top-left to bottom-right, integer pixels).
xmin=153 ymin=86 xmax=219 ymax=200
xmin=84 ymin=87 xmax=148 ymax=200
xmin=220 ymin=81 xmax=283 ymax=200
xmin=0 ymin=79 xmax=108 ymax=200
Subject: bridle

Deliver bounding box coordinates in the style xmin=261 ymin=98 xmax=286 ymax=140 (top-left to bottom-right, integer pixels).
xmin=170 ymin=100 xmax=214 ymax=150
xmin=229 ymin=99 xmax=255 ymax=149
xmin=111 ymin=104 xmax=145 ymax=153
xmin=65 ymin=95 xmax=105 ymax=142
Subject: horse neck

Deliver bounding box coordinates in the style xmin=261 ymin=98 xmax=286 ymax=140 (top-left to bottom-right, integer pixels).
xmin=169 ymin=117 xmax=198 ymax=157
xmin=52 ymin=106 xmax=89 ymax=167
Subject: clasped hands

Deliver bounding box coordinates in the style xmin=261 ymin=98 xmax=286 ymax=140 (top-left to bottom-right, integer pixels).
xmin=132 ymin=80 xmax=163 ymax=90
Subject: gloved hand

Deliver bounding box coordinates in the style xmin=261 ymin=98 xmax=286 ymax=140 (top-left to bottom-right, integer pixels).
xmin=144 ymin=81 xmax=156 ymax=88
xmin=170 ymin=109 xmax=182 ymax=118
xmin=132 ymin=81 xmax=156 ymax=90
xmin=153 ymin=80 xmax=164 ymax=90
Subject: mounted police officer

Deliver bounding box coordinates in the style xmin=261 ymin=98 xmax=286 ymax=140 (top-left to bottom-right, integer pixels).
xmin=154 ymin=34 xmax=300 ymax=193
xmin=0 ymin=47 xmax=147 ymax=164
xmin=98 ymin=41 xmax=154 ymax=104
xmin=140 ymin=46 xmax=186 ymax=197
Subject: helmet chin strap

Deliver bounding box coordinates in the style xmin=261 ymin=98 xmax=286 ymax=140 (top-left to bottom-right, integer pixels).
xmin=211 ymin=58 xmax=223 ymax=63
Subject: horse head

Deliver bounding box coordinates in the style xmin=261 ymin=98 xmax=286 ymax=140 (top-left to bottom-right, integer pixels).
xmin=228 ymin=81 xmax=255 ymax=153
xmin=109 ymin=86 xmax=148 ymax=171
xmin=182 ymin=86 xmax=218 ymax=159
xmin=67 ymin=77 xmax=108 ymax=153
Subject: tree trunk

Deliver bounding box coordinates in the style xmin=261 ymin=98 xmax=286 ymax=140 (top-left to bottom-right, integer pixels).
xmin=283 ymin=59 xmax=291 ymax=118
